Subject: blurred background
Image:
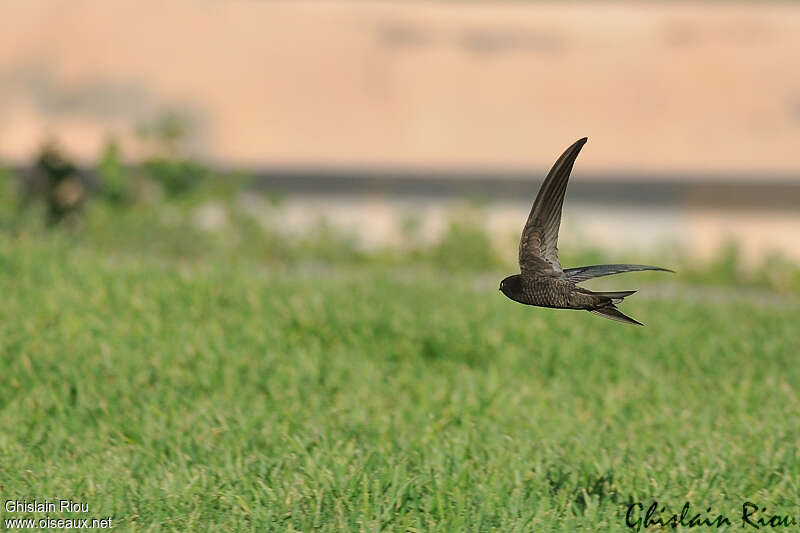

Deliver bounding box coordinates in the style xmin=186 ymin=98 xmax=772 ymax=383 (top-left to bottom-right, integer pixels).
xmin=2 ymin=0 xmax=799 ymax=286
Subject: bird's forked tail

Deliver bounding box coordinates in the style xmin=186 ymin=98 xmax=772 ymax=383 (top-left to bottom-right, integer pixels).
xmin=588 ymin=290 xmax=643 ymax=326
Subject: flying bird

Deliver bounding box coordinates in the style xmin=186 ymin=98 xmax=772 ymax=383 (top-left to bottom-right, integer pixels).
xmin=499 ymin=137 xmax=672 ymax=325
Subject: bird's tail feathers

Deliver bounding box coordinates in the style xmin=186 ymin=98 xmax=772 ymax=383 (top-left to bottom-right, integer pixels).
xmin=589 ymin=304 xmax=643 ymax=326
xmin=589 ymin=289 xmax=636 ymax=304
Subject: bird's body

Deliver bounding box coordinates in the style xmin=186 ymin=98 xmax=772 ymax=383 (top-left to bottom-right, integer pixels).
xmin=500 ymin=138 xmax=672 ymax=325
xmin=501 ymin=274 xmax=601 ymax=310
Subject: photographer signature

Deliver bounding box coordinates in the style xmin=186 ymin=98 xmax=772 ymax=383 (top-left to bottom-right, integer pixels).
xmin=625 ymin=501 xmax=797 ymax=530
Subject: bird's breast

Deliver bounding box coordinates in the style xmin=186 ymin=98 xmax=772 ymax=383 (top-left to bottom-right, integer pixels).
xmin=520 ymin=277 xmax=581 ymax=309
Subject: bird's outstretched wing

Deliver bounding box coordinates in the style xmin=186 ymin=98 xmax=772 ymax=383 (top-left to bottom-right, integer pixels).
xmin=564 ymin=264 xmax=674 ymax=283
xmin=518 ymin=137 xmax=587 ymax=276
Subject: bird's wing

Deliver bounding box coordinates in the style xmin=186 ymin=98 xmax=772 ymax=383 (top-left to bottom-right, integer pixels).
xmin=518 ymin=137 xmax=587 ymax=277
xmin=564 ymin=264 xmax=674 ymax=283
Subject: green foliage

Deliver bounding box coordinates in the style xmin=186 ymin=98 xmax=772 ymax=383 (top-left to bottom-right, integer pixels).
xmin=79 ymin=201 xmax=219 ymax=259
xmin=137 ymin=110 xmax=208 ymax=197
xmin=1 ymin=238 xmax=798 ymax=531
xmin=754 ymin=251 xmax=800 ymax=292
xmin=204 ymin=170 xmax=252 ymax=203
xmin=0 ymin=165 xmax=14 ymax=212
xmin=135 ymin=110 xmax=195 ymax=157
xmin=426 ymin=207 xmax=502 ymax=271
xmin=26 ymin=141 xmax=87 ymax=226
xmin=96 ymin=139 xmax=131 ymax=205
xmin=694 ymin=240 xmax=742 ymax=286
xmin=142 ymin=157 xmax=208 ymax=198
xmin=680 ymin=241 xmax=800 ymax=292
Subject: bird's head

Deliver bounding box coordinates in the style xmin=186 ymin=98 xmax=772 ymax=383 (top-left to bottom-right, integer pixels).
xmin=499 ymin=274 xmax=523 ymax=300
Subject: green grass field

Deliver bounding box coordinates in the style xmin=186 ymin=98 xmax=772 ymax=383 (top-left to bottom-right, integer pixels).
xmin=1 ymin=236 xmax=799 ymax=531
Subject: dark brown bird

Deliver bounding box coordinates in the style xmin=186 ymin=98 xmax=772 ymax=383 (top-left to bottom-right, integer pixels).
xmin=499 ymin=137 xmax=672 ymax=325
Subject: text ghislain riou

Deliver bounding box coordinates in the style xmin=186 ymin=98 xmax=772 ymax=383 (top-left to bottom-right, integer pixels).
xmin=5 ymin=499 xmax=88 ymax=513
xmin=626 ymin=501 xmax=798 ymax=531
